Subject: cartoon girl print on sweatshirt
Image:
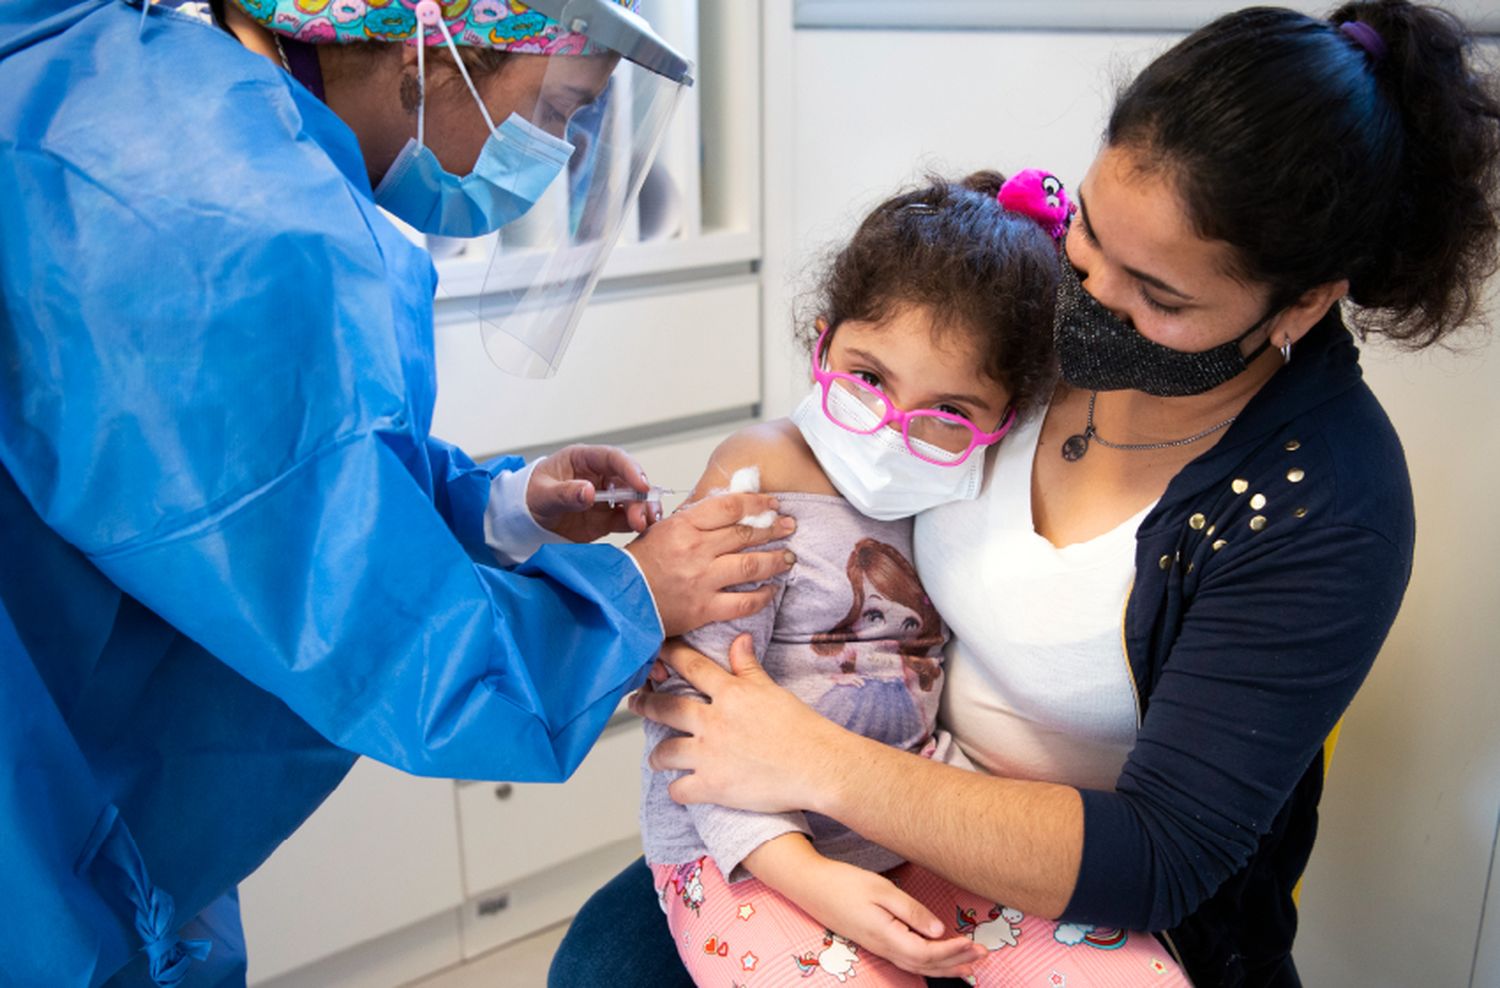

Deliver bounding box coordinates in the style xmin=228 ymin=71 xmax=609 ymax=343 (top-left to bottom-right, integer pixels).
xmin=810 ymin=539 xmax=945 ymax=749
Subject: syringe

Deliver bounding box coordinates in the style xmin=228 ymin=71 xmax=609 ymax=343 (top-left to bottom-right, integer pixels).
xmin=593 ymin=485 xmax=686 ymax=507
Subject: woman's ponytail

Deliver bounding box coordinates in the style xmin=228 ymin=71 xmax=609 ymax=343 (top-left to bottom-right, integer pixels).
xmin=1329 ymin=1 xmax=1500 ymax=347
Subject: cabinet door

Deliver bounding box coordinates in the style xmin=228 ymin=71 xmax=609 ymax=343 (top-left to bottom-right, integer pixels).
xmin=239 ymin=759 xmax=465 ymax=983
xmin=455 ymin=719 xmax=645 ymax=898
xmin=459 ymin=837 xmax=644 ymax=961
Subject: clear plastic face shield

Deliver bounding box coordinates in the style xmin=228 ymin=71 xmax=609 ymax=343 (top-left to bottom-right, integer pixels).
xmin=452 ymin=0 xmax=694 ymax=378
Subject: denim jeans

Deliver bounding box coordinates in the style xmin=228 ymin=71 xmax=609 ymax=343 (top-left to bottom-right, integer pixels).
xmin=549 ymin=856 xmax=693 ymax=988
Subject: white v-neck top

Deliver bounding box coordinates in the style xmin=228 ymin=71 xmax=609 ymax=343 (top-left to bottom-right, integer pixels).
xmin=914 ymin=408 xmax=1147 ymax=792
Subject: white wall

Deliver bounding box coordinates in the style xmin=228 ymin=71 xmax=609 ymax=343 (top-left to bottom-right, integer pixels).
xmin=1299 ymin=337 xmax=1500 ymax=987
xmin=763 ymin=14 xmax=1500 ymax=986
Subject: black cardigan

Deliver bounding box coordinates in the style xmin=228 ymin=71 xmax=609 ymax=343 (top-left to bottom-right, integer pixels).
xmin=1064 ymin=312 xmax=1416 ymax=986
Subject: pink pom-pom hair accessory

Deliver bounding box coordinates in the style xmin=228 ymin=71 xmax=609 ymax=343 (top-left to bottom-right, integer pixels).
xmin=997 ymin=169 xmax=1075 ymax=242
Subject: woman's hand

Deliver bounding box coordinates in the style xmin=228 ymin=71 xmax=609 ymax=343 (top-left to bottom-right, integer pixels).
xmin=631 ymin=634 xmax=856 ymax=813
xmin=525 ymin=444 xmax=657 ymax=542
xmin=744 ymin=835 xmax=985 ymax=980
xmin=624 ymin=498 xmax=797 ymax=638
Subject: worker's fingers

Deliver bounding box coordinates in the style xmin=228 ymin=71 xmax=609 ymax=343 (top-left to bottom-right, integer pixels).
xmin=563 ymin=445 xmax=650 ymax=493
xmin=529 ymin=478 xmax=592 ymax=525
xmin=624 ymin=502 xmax=789 ymax=635
xmin=707 ymin=548 xmax=795 ymax=593
xmin=698 ymin=516 xmax=796 ymax=558
xmin=623 ymin=500 xmax=653 ymax=533
xmin=684 ymin=491 xmax=783 ymax=532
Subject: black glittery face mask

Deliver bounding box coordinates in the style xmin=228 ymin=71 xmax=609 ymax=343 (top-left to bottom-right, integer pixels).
xmin=1052 ymin=258 xmax=1272 ymax=397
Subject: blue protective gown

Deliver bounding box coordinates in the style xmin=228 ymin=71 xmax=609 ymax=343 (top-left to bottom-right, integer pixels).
xmin=0 ymin=1 xmax=663 ymax=983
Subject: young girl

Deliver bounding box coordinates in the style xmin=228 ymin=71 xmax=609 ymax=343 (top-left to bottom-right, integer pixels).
xmin=639 ymin=172 xmax=1192 ymax=986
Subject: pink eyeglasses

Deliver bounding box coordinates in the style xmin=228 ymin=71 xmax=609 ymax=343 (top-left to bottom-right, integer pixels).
xmin=812 ymin=323 xmax=1016 ymax=466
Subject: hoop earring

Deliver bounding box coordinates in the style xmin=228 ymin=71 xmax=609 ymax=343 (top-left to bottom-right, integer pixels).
xmin=1280 ymin=337 xmax=1293 ymax=364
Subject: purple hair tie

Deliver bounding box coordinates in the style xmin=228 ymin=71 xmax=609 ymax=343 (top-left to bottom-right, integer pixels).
xmin=1339 ymin=20 xmax=1388 ymax=65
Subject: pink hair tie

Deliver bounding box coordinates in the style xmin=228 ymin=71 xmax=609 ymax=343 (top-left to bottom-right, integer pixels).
xmin=997 ymin=169 xmax=1074 ymax=243
xmin=1339 ymin=20 xmax=1387 ymax=65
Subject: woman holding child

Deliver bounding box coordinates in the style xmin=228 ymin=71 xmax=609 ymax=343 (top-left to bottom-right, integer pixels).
xmin=554 ymin=1 xmax=1500 ymax=985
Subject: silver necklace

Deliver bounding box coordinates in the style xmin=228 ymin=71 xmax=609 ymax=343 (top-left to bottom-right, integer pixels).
xmin=273 ymin=34 xmax=291 ymax=72
xmin=1061 ymin=391 xmax=1236 ymax=461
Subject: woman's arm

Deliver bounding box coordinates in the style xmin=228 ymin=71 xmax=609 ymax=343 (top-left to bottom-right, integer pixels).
xmin=637 ymin=637 xmax=1084 ymax=917
xmin=638 ymin=520 xmax=1409 ymax=928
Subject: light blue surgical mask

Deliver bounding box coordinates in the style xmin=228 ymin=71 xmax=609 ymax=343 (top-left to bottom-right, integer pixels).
xmin=374 ymin=19 xmax=575 ymax=238
xmin=375 ymin=114 xmax=574 ymax=238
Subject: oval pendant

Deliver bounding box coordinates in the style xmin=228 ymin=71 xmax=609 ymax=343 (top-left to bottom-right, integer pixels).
xmin=1062 ymin=433 xmax=1090 ymax=461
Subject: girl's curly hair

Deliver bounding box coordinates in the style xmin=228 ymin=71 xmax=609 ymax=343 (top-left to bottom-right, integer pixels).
xmin=799 ymin=171 xmax=1061 ymax=423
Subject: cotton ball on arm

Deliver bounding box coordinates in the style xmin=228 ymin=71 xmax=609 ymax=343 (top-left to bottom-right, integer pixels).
xmin=730 ymin=466 xmax=777 ymax=528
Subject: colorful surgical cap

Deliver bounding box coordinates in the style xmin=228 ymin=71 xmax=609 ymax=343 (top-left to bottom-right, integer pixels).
xmin=231 ymin=0 xmax=639 ymax=51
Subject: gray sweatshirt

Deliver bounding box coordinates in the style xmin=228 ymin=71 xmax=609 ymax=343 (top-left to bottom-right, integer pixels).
xmin=640 ymin=493 xmax=950 ymax=882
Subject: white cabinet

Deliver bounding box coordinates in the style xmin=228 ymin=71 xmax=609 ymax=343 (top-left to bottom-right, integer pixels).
xmin=455 ymin=719 xmax=650 ymax=961
xmin=239 ymin=2 xmax=764 ymax=983
xmin=239 ymin=760 xmax=465 ymax=985
xmin=455 ymin=722 xmax=645 ymax=898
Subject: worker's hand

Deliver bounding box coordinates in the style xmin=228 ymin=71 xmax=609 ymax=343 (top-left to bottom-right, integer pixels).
xmin=625 ymin=492 xmax=796 ymax=637
xmin=527 ymin=445 xmax=655 ymax=543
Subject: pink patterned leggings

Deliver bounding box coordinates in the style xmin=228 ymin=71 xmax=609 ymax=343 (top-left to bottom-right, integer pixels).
xmin=650 ymin=857 xmax=1191 ymax=987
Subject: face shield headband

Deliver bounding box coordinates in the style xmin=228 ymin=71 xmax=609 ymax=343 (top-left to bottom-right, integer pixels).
xmin=225 ymin=0 xmax=692 ymax=379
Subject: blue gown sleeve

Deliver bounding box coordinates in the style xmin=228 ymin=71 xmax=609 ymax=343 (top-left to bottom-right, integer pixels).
xmin=0 ymin=61 xmax=661 ymax=784
xmin=88 ymin=431 xmax=662 ymax=783
xmin=423 ymin=435 xmax=524 ymax=563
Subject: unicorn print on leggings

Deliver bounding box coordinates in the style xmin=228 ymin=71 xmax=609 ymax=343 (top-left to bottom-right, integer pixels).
xmin=957 ymin=903 xmax=1024 ymax=950
xmin=793 ymin=930 xmax=860 ymax=981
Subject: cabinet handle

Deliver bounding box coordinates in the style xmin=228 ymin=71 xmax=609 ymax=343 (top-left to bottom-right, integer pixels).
xmin=477 ymin=892 xmax=511 ymax=917
xmin=493 ymin=783 xmax=514 ymax=801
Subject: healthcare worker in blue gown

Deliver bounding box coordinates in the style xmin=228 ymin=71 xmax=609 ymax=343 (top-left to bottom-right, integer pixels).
xmin=0 ymin=0 xmax=792 ymax=983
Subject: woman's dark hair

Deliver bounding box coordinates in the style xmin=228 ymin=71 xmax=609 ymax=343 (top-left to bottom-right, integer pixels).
xmin=1108 ymin=1 xmax=1500 ymax=349
xmin=801 ymin=171 xmax=1061 ymax=423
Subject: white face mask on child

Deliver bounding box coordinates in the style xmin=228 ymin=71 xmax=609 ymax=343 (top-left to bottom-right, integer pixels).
xmin=790 ymin=385 xmax=988 ymax=521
